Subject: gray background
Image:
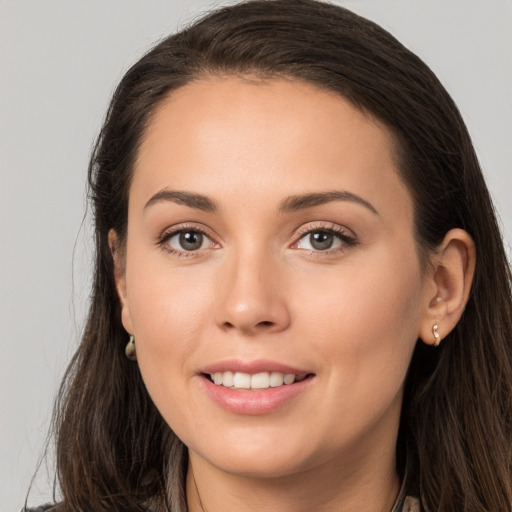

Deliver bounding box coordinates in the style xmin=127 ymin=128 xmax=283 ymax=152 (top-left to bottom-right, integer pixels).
xmin=1 ymin=1 xmax=511 ymax=510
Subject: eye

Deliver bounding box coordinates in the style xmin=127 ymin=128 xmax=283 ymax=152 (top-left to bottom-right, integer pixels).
xmin=165 ymin=229 xmax=214 ymax=252
xmin=292 ymin=223 xmax=356 ymax=254
xmin=296 ymin=230 xmax=343 ymax=251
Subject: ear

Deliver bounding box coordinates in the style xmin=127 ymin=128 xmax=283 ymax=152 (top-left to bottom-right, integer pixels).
xmin=419 ymin=228 xmax=476 ymax=346
xmin=108 ymin=229 xmax=134 ymax=335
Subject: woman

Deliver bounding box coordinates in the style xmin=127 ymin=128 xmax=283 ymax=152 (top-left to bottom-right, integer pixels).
xmin=28 ymin=0 xmax=512 ymax=510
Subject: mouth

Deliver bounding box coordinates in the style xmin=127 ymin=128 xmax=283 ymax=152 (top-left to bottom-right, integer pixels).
xmin=199 ymin=361 xmax=316 ymax=414
xmin=203 ymin=371 xmax=314 ymax=390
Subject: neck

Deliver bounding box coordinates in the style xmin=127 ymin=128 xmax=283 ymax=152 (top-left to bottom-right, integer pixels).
xmin=186 ymin=438 xmax=401 ymax=512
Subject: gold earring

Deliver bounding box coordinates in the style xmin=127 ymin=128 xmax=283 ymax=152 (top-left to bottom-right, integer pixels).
xmin=432 ymin=324 xmax=441 ymax=347
xmin=125 ymin=334 xmax=137 ymax=361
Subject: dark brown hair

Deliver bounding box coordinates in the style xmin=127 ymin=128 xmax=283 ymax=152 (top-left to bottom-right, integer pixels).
xmin=44 ymin=1 xmax=512 ymax=510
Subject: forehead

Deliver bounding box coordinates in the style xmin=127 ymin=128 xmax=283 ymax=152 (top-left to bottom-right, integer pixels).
xmin=131 ymin=76 xmax=412 ymax=221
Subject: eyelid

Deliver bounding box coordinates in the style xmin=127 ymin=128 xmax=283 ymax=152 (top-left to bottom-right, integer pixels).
xmin=290 ymin=221 xmax=357 ymax=253
xmin=157 ymin=222 xmax=220 ymax=256
xmin=292 ymin=221 xmax=355 ymax=241
xmin=156 ymin=221 xmax=356 ymax=257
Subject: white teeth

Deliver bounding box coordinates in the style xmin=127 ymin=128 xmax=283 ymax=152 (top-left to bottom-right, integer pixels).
xmin=233 ymin=372 xmax=251 ymax=389
xmin=251 ymin=372 xmax=270 ymax=389
xmin=209 ymin=371 xmax=301 ymax=389
xmin=283 ymin=373 xmax=296 ymax=385
xmin=223 ymin=371 xmax=234 ymax=387
xmin=269 ymin=372 xmax=285 ymax=387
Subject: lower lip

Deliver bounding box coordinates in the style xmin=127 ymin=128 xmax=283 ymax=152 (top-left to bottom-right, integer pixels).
xmin=199 ymin=375 xmax=314 ymax=415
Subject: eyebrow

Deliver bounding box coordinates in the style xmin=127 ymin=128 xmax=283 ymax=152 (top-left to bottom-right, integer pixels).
xmin=144 ymin=190 xmax=219 ymax=212
xmin=279 ymin=191 xmax=379 ymax=215
xmin=144 ymin=189 xmax=378 ymax=216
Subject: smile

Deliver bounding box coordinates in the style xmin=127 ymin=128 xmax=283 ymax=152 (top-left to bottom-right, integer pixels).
xmin=199 ymin=361 xmax=315 ymax=414
xmin=209 ymin=371 xmax=309 ymax=390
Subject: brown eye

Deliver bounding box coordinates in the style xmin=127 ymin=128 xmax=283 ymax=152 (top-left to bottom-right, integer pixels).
xmin=296 ymin=230 xmax=343 ymax=251
xmin=180 ymin=231 xmax=203 ymax=250
xmin=167 ymin=230 xmax=210 ymax=252
xmin=310 ymin=232 xmax=334 ymax=250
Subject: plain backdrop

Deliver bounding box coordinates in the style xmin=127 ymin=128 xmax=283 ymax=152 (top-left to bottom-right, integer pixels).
xmin=1 ymin=1 xmax=511 ymax=510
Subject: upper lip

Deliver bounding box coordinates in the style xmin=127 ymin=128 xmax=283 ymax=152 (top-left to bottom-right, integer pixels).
xmin=200 ymin=359 xmax=313 ymax=376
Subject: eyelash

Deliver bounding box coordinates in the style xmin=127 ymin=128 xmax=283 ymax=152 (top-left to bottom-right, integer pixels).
xmin=157 ymin=223 xmax=216 ymax=259
xmin=157 ymin=222 xmax=357 ymax=258
xmin=292 ymin=222 xmax=357 ymax=256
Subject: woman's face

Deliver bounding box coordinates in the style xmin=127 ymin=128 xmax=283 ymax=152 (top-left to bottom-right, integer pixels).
xmin=116 ymin=77 xmax=434 ymax=479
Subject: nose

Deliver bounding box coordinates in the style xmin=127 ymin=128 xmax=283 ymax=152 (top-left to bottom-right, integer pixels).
xmin=215 ymin=249 xmax=291 ymax=336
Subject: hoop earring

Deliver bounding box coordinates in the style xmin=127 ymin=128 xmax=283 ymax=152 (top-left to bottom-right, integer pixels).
xmin=125 ymin=334 xmax=137 ymax=361
xmin=432 ymin=324 xmax=441 ymax=347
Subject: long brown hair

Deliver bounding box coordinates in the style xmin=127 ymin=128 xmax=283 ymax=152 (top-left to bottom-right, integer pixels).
xmin=44 ymin=1 xmax=512 ymax=510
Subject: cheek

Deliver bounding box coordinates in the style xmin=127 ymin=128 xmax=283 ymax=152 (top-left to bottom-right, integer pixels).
xmin=125 ymin=268 xmax=218 ymax=439
xmin=297 ymin=243 xmax=423 ymax=338
xmin=296 ymin=246 xmax=423 ymax=413
xmin=125 ymin=261 xmax=216 ymax=386
xmin=127 ymin=249 xmax=214 ymax=329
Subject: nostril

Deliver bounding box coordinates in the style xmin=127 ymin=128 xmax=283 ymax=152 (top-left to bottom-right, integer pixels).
xmin=257 ymin=321 xmax=274 ymax=327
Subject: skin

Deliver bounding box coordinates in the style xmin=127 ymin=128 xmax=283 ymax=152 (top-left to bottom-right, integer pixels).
xmin=112 ymin=77 xmax=475 ymax=511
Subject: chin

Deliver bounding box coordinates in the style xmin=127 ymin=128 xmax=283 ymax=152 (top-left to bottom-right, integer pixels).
xmin=209 ymin=453 xmax=312 ymax=479
xmin=187 ymin=431 xmax=318 ymax=479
